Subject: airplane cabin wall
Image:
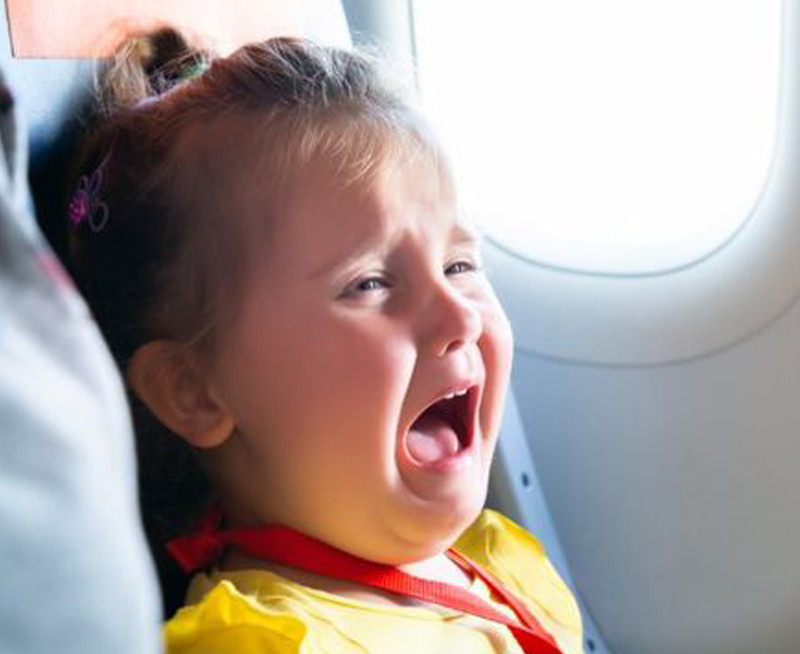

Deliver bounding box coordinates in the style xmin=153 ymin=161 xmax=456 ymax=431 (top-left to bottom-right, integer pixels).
xmin=488 ymin=1 xmax=800 ymax=653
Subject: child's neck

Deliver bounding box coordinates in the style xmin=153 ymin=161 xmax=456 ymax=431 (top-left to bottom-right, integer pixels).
xmin=218 ymin=547 xmax=475 ymax=610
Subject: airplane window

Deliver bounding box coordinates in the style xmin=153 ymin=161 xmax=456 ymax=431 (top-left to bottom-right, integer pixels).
xmin=412 ymin=0 xmax=780 ymax=275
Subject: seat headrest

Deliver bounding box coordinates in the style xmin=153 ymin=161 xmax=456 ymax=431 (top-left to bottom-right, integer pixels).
xmin=0 ymin=27 xmax=93 ymax=170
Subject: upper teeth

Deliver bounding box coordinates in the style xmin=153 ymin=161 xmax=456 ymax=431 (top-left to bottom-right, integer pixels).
xmin=442 ymin=388 xmax=469 ymax=400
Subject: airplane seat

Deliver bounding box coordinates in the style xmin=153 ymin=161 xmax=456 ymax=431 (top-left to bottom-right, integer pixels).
xmin=0 ymin=39 xmax=96 ymax=269
xmin=0 ymin=19 xmax=163 ymax=654
xmin=486 ymin=387 xmax=613 ymax=654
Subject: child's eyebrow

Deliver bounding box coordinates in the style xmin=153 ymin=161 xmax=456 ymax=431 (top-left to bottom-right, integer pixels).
xmin=306 ymin=221 xmax=482 ymax=281
xmin=450 ymin=222 xmax=483 ymax=248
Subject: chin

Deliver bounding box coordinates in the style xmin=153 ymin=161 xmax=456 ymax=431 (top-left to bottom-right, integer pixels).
xmin=410 ymin=484 xmax=487 ymax=544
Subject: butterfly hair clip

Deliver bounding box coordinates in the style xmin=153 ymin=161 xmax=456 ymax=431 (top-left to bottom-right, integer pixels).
xmin=67 ymin=150 xmax=111 ymax=233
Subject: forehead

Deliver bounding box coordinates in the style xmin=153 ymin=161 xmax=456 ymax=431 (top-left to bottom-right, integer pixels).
xmin=274 ymin=150 xmax=467 ymax=267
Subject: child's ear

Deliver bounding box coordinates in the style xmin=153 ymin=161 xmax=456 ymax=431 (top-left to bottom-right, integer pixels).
xmin=125 ymin=339 xmax=235 ymax=449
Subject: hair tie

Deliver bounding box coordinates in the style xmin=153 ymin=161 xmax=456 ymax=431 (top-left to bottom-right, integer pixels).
xmin=67 ymin=149 xmax=112 ymax=233
xmin=179 ymin=58 xmax=209 ymax=80
xmin=132 ymin=59 xmax=208 ymax=110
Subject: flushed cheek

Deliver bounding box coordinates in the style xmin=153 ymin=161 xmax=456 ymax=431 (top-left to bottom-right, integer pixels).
xmin=293 ymin=325 xmax=414 ymax=456
xmin=272 ymin=363 xmax=413 ymax=521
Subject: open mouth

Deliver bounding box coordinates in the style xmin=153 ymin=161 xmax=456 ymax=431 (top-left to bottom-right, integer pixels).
xmin=404 ymin=385 xmax=477 ymax=466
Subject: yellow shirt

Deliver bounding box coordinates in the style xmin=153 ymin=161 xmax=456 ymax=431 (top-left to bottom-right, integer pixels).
xmin=164 ymin=509 xmax=585 ymax=654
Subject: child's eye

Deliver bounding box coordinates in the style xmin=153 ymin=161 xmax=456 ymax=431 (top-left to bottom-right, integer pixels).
xmin=339 ymin=275 xmax=390 ymax=298
xmin=446 ymin=259 xmax=483 ymax=275
xmin=341 ymin=260 xmax=483 ymax=299
xmin=355 ymin=277 xmax=390 ymax=292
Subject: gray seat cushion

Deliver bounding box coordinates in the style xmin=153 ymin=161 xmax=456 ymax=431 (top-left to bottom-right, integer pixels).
xmin=0 ymin=62 xmax=162 ymax=654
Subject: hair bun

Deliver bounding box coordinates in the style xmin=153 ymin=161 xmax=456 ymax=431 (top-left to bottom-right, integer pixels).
xmin=97 ymin=25 xmax=215 ymax=113
xmin=137 ymin=27 xmax=209 ymax=92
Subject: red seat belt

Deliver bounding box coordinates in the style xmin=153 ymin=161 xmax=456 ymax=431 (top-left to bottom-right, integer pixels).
xmin=168 ymin=509 xmax=564 ymax=654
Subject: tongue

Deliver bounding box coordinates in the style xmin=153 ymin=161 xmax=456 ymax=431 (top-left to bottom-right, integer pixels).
xmin=406 ymin=412 xmax=460 ymax=464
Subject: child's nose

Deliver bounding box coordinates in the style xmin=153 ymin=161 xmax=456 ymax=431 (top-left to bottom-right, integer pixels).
xmin=423 ymin=279 xmax=482 ymax=358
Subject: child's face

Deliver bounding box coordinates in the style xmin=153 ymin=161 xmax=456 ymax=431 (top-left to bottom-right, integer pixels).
xmin=209 ymin=150 xmax=514 ymax=563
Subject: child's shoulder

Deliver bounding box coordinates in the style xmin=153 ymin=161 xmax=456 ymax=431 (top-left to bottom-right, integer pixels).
xmin=454 ymin=508 xmax=585 ymax=651
xmin=164 ymin=579 xmax=310 ymax=653
xmin=454 ymin=506 xmax=550 ymax=559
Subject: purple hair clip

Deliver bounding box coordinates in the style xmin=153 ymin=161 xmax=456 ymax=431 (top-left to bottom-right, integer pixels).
xmin=68 ymin=150 xmax=111 ymax=233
